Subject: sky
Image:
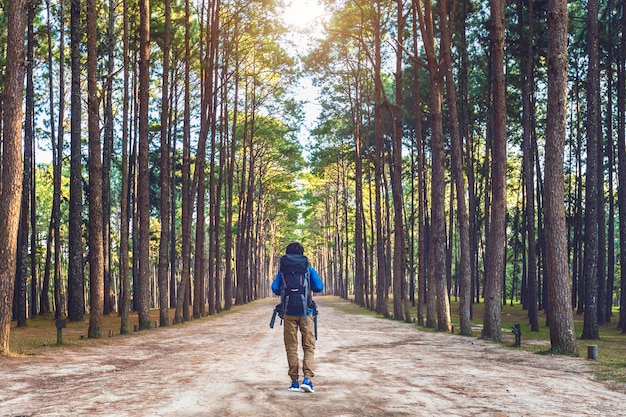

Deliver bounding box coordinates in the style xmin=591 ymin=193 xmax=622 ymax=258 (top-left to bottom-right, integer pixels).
xmin=279 ymin=0 xmax=328 ymax=156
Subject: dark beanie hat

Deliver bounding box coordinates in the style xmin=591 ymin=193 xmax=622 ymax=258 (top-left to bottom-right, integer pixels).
xmin=286 ymin=242 xmax=304 ymax=255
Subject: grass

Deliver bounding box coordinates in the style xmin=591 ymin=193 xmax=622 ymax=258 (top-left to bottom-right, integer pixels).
xmin=337 ymin=295 xmax=626 ymax=386
xmin=7 ymin=302 xmax=251 ymax=356
xmin=468 ymin=301 xmax=626 ymax=385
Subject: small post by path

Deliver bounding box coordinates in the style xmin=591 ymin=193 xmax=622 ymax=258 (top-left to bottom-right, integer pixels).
xmin=587 ymin=345 xmax=598 ymax=360
xmin=56 ymin=318 xmax=67 ymax=345
xmin=512 ymin=324 xmax=521 ymax=347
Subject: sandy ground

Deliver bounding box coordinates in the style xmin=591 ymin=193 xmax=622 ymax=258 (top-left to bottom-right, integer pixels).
xmin=1 ymin=296 xmax=625 ymax=417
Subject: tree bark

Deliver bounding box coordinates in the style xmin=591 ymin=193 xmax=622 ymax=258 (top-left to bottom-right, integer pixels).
xmin=137 ymin=0 xmax=152 ymax=330
xmin=544 ymin=0 xmax=578 ymax=354
xmin=68 ymin=0 xmax=85 ymax=322
xmin=439 ymin=0 xmax=471 ymax=335
xmin=0 ymin=0 xmax=27 ymax=354
xmin=392 ymin=0 xmax=408 ymax=322
xmin=87 ymin=0 xmax=104 ymax=339
xmin=119 ymin=0 xmax=131 ymax=335
xmin=415 ymin=0 xmax=451 ymax=331
xmin=618 ymin=0 xmax=626 ymax=331
xmin=158 ymin=0 xmax=172 ymax=327
xmin=483 ymin=0 xmax=507 ymax=342
xmin=518 ymin=0 xmax=539 ymax=332
xmin=581 ymin=0 xmax=600 ymax=340
xmin=102 ymin=0 xmax=115 ymax=316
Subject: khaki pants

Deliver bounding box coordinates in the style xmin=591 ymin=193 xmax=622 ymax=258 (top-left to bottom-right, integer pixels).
xmin=283 ymin=314 xmax=316 ymax=382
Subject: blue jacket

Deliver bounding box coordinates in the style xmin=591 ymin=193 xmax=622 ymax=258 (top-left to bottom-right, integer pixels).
xmin=272 ymin=266 xmax=323 ymax=316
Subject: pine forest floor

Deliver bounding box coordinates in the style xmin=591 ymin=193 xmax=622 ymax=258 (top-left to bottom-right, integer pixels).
xmin=1 ymin=296 xmax=625 ymax=417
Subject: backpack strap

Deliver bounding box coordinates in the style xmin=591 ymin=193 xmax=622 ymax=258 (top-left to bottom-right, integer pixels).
xmin=280 ymin=271 xmax=288 ymax=318
xmin=300 ymin=270 xmax=309 ymax=315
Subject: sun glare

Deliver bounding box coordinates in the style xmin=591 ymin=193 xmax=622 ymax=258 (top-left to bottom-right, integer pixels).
xmin=281 ymin=0 xmax=326 ymax=31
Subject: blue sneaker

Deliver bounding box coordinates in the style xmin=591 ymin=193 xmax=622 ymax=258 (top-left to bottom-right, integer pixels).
xmin=288 ymin=380 xmax=301 ymax=392
xmin=300 ymin=377 xmax=314 ymax=393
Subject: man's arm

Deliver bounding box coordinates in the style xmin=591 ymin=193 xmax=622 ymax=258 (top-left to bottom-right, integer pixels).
xmin=309 ymin=267 xmax=324 ymax=293
xmin=271 ymin=272 xmax=282 ymax=295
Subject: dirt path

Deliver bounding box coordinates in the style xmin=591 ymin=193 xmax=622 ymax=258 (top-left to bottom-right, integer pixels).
xmin=1 ymin=296 xmax=624 ymax=417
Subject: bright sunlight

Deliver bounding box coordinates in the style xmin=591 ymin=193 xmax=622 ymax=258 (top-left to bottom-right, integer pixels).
xmin=281 ymin=0 xmax=326 ymax=32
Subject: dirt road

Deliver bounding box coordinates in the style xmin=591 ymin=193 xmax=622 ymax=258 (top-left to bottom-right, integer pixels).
xmin=1 ymin=296 xmax=624 ymax=416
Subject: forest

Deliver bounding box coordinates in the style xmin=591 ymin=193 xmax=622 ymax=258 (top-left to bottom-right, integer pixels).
xmin=0 ymin=0 xmax=622 ymax=357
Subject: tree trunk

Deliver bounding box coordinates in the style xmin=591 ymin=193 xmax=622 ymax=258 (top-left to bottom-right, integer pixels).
xmin=415 ymin=0 xmax=451 ymax=331
xmin=137 ymin=0 xmax=152 ymax=330
xmin=581 ymin=0 xmax=600 ymax=340
xmin=392 ymin=0 xmax=407 ymax=322
xmin=87 ymin=0 xmax=104 ymax=339
xmin=0 ymin=0 xmax=27 ymax=354
xmin=158 ymin=0 xmax=172 ymax=327
xmin=102 ymin=0 xmax=115 ymax=316
xmin=618 ymin=0 xmax=626 ymax=331
xmin=440 ymin=0 xmax=472 ymax=335
xmin=15 ymin=0 xmax=35 ymax=328
xmin=223 ymin=25 xmax=239 ymax=311
xmin=175 ymin=0 xmax=192 ymax=324
xmin=605 ymin=40 xmax=615 ymax=323
xmin=483 ymin=0 xmax=507 ymax=342
xmin=372 ymin=0 xmax=388 ymax=318
xmin=119 ymin=0 xmax=131 ymax=335
xmin=544 ymin=0 xmax=578 ymax=354
xmin=26 ymin=0 xmax=37 ymax=320
xmin=68 ymin=0 xmax=85 ymax=322
xmin=518 ymin=0 xmax=539 ymax=332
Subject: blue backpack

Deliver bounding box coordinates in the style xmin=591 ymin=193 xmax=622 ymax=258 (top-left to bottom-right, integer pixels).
xmin=279 ymin=254 xmax=312 ymax=316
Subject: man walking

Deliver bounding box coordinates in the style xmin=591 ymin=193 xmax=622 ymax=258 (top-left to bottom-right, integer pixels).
xmin=272 ymin=242 xmax=324 ymax=393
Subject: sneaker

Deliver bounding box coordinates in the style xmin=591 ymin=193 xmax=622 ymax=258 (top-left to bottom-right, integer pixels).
xmin=300 ymin=377 xmax=314 ymax=393
xmin=288 ymin=380 xmax=301 ymax=392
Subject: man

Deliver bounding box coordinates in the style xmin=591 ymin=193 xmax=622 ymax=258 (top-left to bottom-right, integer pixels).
xmin=272 ymin=242 xmax=324 ymax=393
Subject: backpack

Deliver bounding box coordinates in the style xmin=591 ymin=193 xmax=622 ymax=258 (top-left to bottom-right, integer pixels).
xmin=279 ymin=254 xmax=313 ymax=316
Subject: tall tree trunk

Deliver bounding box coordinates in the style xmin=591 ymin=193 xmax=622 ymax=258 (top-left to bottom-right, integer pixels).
xmin=457 ymin=0 xmax=477 ymax=313
xmin=606 ymin=57 xmax=615 ymax=323
xmin=518 ymin=0 xmax=539 ymax=332
xmin=416 ymin=0 xmax=451 ymax=331
xmin=41 ymin=0 xmax=62 ymax=316
xmin=0 ymin=0 xmax=27 ymax=354
xmin=581 ymin=0 xmax=600 ymax=340
xmin=68 ymin=0 xmax=85 ymax=322
xmin=176 ymin=0 xmax=192 ymax=323
xmin=373 ymin=0 xmax=389 ymax=318
xmin=354 ymin=75 xmax=366 ymax=308
xmin=119 ymin=0 xmax=131 ymax=335
xmin=392 ymin=0 xmax=407 ymax=322
xmin=483 ymin=0 xmax=507 ymax=342
xmin=87 ymin=0 xmax=104 ymax=339
xmin=158 ymin=0 xmax=172 ymax=327
xmin=137 ymin=0 xmax=152 ymax=330
xmin=618 ymin=0 xmax=626 ymax=331
xmin=411 ymin=2 xmax=426 ymax=326
xmin=573 ymin=68 xmax=584 ymax=313
xmin=102 ymin=0 xmax=115 ymax=316
xmin=544 ymin=0 xmax=578 ymax=354
xmin=27 ymin=0 xmax=37 ymax=319
xmin=15 ymin=0 xmax=35 ymax=327
xmin=223 ymin=26 xmax=239 ymax=311
xmin=440 ymin=0 xmax=471 ymax=335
